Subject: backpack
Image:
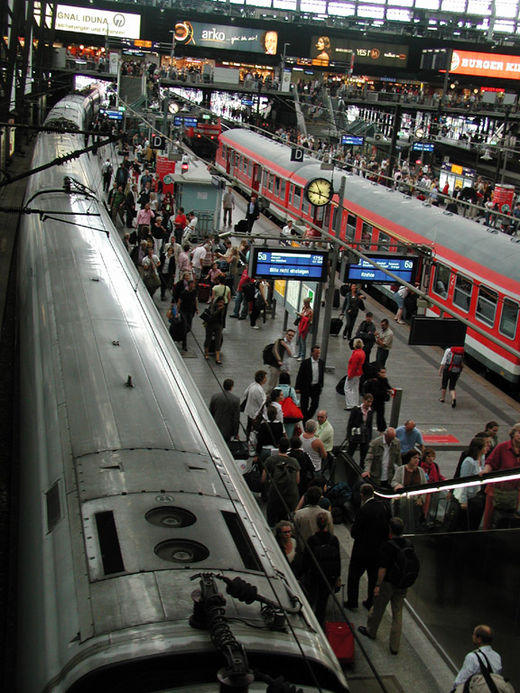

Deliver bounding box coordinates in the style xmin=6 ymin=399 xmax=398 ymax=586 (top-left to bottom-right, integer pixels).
xmin=325 ymin=482 xmax=352 ymax=508
xmin=263 ymin=342 xmax=277 ymax=366
xmin=447 ymin=347 xmax=464 ymax=374
xmin=387 ymin=539 xmax=420 ymax=588
xmin=456 ymin=651 xmax=515 ymax=693
xmin=310 ymin=534 xmax=340 ymax=582
xmin=270 ymin=459 xmax=295 ymax=497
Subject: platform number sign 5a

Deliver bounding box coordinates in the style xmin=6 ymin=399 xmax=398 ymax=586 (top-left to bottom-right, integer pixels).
xmin=151 ymin=135 xmax=166 ymax=150
xmin=290 ymin=148 xmax=304 ymax=162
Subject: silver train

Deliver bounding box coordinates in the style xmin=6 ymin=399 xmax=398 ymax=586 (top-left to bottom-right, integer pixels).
xmin=16 ymin=92 xmax=349 ymax=692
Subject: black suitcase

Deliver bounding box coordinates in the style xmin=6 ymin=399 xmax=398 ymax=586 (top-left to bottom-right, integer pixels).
xmin=333 ymin=288 xmax=340 ymax=308
xmin=330 ymin=317 xmax=343 ymax=336
xmin=235 ymin=219 xmax=248 ymax=234
xmin=198 ymin=282 xmax=211 ymax=302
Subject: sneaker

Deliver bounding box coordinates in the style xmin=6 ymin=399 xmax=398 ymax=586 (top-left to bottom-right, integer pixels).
xmin=452 ymin=400 xmax=457 ymax=408
xmin=251 ymin=325 xmax=260 ymax=329
xmin=230 ymin=315 xmax=238 ymax=319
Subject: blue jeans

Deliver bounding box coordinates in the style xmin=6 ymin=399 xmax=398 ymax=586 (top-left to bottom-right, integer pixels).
xmin=296 ymin=333 xmax=306 ymax=359
xmin=232 ymin=291 xmax=247 ymax=318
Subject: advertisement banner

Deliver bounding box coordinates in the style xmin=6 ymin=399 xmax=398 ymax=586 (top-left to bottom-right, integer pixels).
xmin=310 ymin=36 xmax=407 ymax=68
xmin=174 ymin=21 xmax=278 ymax=55
xmin=156 ymin=156 xmax=176 ymax=193
xmin=55 ymin=5 xmax=141 ymax=39
xmin=450 ymin=49 xmax=520 ymax=80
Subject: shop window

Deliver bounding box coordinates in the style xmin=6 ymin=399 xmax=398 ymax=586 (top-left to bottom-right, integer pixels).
xmin=453 ymin=275 xmax=473 ymax=313
xmin=476 ymin=285 xmax=497 ymax=327
xmin=432 ymin=264 xmax=450 ymax=299
xmin=499 ymin=298 xmax=519 ymax=340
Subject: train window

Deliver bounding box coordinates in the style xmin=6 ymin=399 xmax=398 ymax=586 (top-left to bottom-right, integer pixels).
xmin=453 ymin=275 xmax=473 ymax=313
xmin=432 ymin=264 xmax=450 ymax=299
xmin=346 ymin=214 xmax=356 ymax=242
xmin=500 ymin=298 xmax=519 ymax=339
xmin=293 ymin=186 xmax=301 ymax=211
xmin=360 ymin=222 xmax=372 ymax=249
xmin=302 ymin=198 xmax=310 ymax=215
xmin=476 ymin=285 xmax=497 ymax=327
xmin=263 ymin=170 xmax=268 ymax=187
xmin=279 ymin=180 xmax=286 ymax=199
xmin=274 ymin=177 xmax=281 ymax=196
xmin=46 ymin=481 xmax=62 ymax=533
xmin=268 ymin=175 xmax=274 ymax=193
xmin=378 ymin=231 xmax=390 ymax=250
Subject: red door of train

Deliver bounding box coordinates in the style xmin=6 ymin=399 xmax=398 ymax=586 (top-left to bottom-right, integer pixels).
xmin=252 ymin=164 xmax=262 ymax=193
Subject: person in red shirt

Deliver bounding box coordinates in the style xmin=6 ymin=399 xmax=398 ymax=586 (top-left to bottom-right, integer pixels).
xmin=481 ymin=423 xmax=520 ymax=529
xmin=344 ymin=338 xmax=366 ymax=410
xmin=173 ymin=207 xmax=188 ymax=244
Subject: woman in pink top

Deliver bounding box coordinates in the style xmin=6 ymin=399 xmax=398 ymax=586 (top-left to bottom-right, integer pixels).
xmin=344 ymin=338 xmax=366 ymax=410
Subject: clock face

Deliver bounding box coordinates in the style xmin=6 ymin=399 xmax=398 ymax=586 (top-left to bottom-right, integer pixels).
xmin=305 ymin=177 xmax=333 ymax=207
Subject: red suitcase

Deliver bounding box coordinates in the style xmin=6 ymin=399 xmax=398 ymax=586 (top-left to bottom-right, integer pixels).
xmin=198 ymin=282 xmax=211 ymax=303
xmin=325 ymin=621 xmax=355 ymax=665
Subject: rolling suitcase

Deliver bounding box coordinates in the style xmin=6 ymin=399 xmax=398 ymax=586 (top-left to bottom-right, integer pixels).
xmin=325 ymin=620 xmax=355 ymax=665
xmin=198 ymin=282 xmax=211 ymax=303
xmin=330 ymin=317 xmax=343 ymax=336
xmin=234 ymin=219 xmax=248 ymax=234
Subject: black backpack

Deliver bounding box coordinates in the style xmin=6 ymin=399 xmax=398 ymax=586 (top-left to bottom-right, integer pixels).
xmin=387 ymin=539 xmax=420 ymax=588
xmin=262 ymin=342 xmax=277 ymax=366
xmin=310 ymin=534 xmax=340 ymax=582
xmin=270 ymin=459 xmax=295 ymax=497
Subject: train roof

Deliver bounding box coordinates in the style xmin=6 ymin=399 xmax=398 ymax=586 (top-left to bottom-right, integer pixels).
xmin=221 ymin=128 xmax=520 ymax=292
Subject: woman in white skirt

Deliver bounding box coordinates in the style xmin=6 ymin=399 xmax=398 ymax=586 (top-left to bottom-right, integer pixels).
xmin=344 ymin=338 xmax=366 ymax=410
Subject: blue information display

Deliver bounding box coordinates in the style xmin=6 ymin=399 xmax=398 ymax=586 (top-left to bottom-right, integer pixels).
xmin=346 ymin=254 xmax=418 ymax=284
xmin=174 ymin=115 xmax=199 ymax=127
xmin=99 ymin=108 xmax=123 ymax=121
xmin=342 ymin=135 xmax=364 ymax=146
xmin=251 ymin=248 xmax=328 ymax=282
xmin=412 ymin=142 xmax=434 ymax=152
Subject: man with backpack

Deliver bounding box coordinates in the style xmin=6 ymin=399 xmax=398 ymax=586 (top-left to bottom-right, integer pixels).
xmin=439 ymin=345 xmax=464 ymax=408
xmin=261 ymin=438 xmax=300 ymax=527
xmin=452 ymin=625 xmax=512 ymax=693
xmin=102 ymin=158 xmax=113 ymax=193
xmin=358 ymin=516 xmax=419 ymax=655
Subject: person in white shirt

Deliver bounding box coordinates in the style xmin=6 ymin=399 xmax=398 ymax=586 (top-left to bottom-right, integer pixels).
xmin=316 ymin=410 xmax=334 ymax=453
xmin=191 ymin=243 xmax=209 ymax=281
xmin=452 ymin=625 xmax=503 ymax=690
xmin=243 ymin=370 xmax=267 ymax=437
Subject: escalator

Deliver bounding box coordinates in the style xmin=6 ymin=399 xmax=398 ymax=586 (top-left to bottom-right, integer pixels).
xmin=337 ymin=452 xmax=520 ymax=689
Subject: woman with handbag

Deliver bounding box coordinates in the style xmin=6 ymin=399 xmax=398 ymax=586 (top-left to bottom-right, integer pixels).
xmin=453 ymin=437 xmax=486 ymax=530
xmin=278 ymin=372 xmax=302 ymax=438
xmin=295 ymin=297 xmax=313 ymax=360
xmin=344 ymin=339 xmax=366 ymax=410
xmin=141 ymin=247 xmax=161 ymax=298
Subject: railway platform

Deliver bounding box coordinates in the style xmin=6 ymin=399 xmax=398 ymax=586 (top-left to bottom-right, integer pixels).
xmin=150 ymin=191 xmax=520 ymax=693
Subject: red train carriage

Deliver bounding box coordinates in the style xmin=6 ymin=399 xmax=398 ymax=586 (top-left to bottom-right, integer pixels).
xmin=217 ymin=128 xmax=520 ymax=383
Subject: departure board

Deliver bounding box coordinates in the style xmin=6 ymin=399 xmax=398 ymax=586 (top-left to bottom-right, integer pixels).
xmin=250 ymin=248 xmax=329 ymax=281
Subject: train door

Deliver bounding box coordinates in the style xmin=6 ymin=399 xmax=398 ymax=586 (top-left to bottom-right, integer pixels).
xmin=226 ymin=148 xmax=232 ymax=175
xmin=252 ymin=164 xmax=262 ymax=193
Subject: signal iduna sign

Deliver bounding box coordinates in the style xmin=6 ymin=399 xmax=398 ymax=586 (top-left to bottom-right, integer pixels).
xmin=56 ymin=5 xmax=141 ymax=39
xmin=450 ymin=49 xmax=520 ymax=80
